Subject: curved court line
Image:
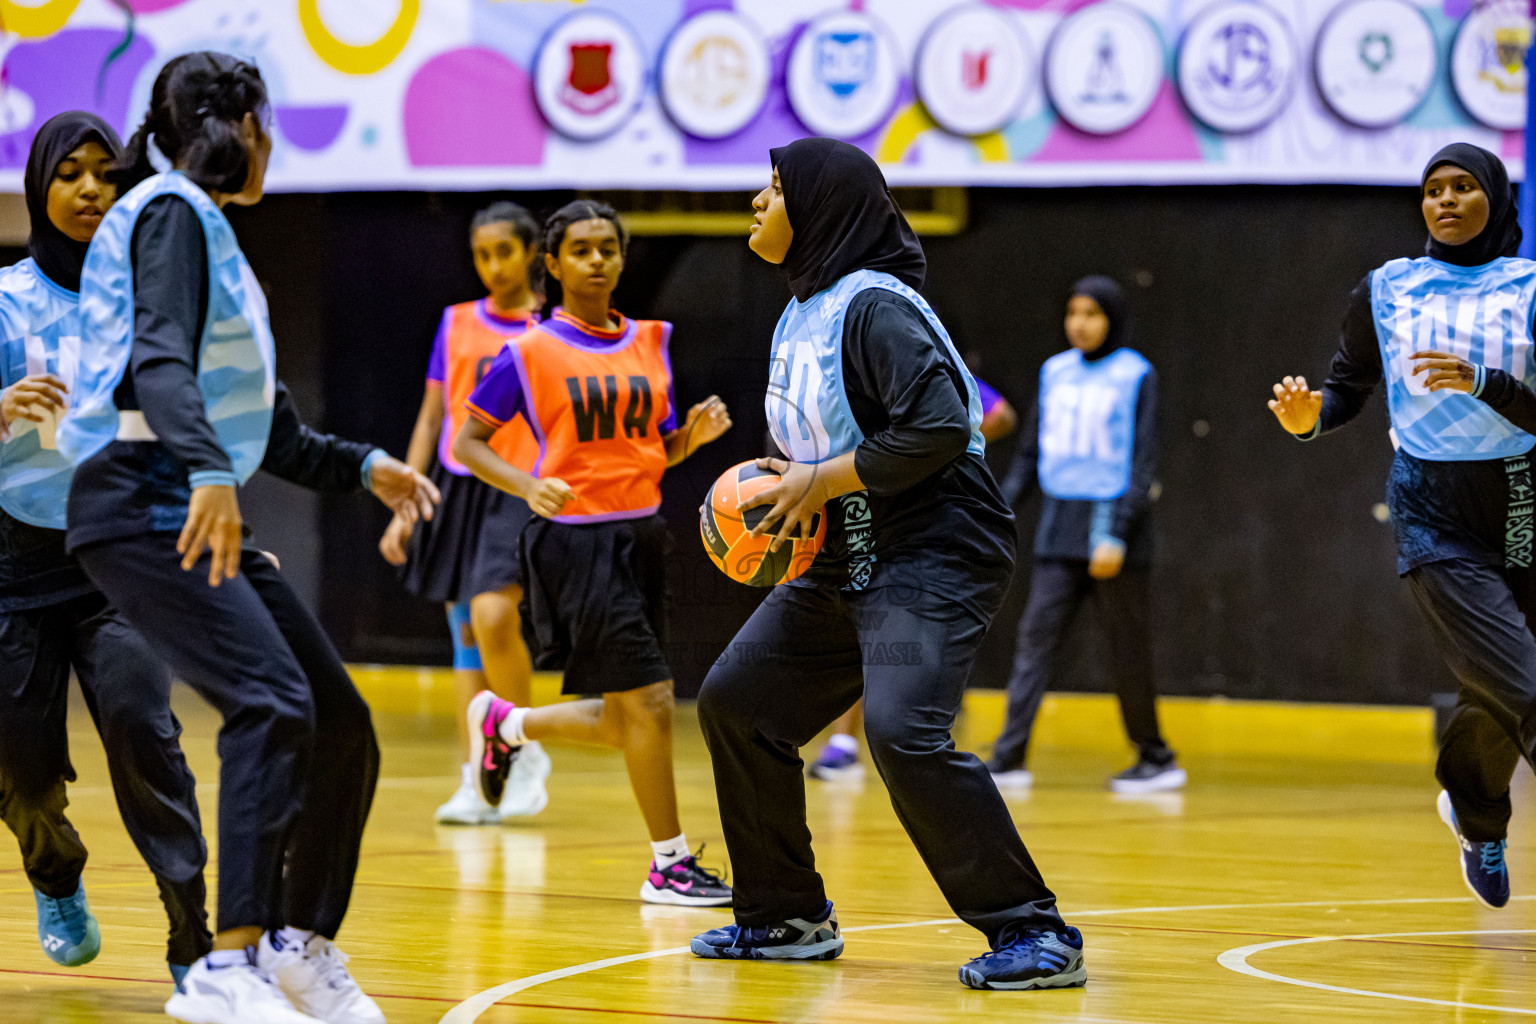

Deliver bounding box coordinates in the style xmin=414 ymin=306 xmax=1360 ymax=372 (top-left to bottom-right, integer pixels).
xmin=1218 ymin=928 xmax=1536 ymax=1015
xmin=440 ymin=896 xmax=1530 ymax=1023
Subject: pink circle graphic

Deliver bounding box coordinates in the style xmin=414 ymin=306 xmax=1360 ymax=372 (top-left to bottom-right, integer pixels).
xmin=404 ymin=47 xmax=545 ymax=166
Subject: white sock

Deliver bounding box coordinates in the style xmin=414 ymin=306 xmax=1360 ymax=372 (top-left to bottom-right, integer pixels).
xmin=206 ymin=949 xmax=249 ymax=969
xmin=828 ymin=733 xmax=859 ymax=754
xmin=275 ymin=926 xmax=315 ymax=949
xmin=651 ymin=833 xmax=690 ymax=870
xmin=497 ymin=706 xmax=530 ymax=746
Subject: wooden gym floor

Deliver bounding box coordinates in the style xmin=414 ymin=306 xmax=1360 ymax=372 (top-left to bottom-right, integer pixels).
xmin=2 ymin=667 xmax=1533 ymax=1023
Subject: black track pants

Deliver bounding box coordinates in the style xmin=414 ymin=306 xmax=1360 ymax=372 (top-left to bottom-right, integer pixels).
xmin=698 ymin=583 xmax=1065 ymax=946
xmin=0 ymin=591 xmax=211 ymax=965
xmin=76 ymin=536 xmax=379 ymax=936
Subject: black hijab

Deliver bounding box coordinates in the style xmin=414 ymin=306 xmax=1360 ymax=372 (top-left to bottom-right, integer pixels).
xmin=1070 ymin=275 xmax=1131 ymax=362
xmin=1422 ymin=142 xmax=1521 ymax=267
xmin=26 ymin=111 xmax=122 ymax=293
xmin=769 ymin=138 xmax=926 ymax=302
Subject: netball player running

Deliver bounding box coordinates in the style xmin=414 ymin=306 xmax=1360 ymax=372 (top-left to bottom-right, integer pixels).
xmin=985 ymin=277 xmax=1181 ymax=793
xmin=0 ymin=112 xmax=210 ymax=983
xmin=59 ymin=53 xmax=433 ymax=1024
xmin=381 ymin=201 xmax=549 ymax=824
xmin=690 ymin=139 xmax=1083 ymax=991
xmin=455 ymin=200 xmax=734 ymax=906
xmin=808 ymin=376 xmax=1015 ymax=780
xmin=1270 ymin=143 xmax=1536 ymax=912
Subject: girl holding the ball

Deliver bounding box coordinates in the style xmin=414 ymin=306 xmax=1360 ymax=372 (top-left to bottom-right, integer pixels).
xmin=453 ymin=199 xmax=735 ymax=907
xmin=689 ymin=138 xmax=1083 ymax=992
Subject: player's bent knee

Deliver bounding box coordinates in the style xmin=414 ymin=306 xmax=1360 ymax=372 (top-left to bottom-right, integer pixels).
xmin=621 ymin=680 xmax=675 ymax=722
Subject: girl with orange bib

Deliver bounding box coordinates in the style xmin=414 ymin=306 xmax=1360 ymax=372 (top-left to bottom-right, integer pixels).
xmin=380 ymin=202 xmax=549 ymax=824
xmin=453 ymin=200 xmax=734 ymax=905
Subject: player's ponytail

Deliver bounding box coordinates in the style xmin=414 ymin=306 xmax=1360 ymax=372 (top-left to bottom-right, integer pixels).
xmin=114 ymin=51 xmax=270 ymax=195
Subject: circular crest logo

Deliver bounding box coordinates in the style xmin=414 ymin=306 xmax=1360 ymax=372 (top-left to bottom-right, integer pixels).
xmin=1451 ymin=0 xmax=1532 ymax=130
xmin=1044 ymin=3 xmax=1165 ymax=135
xmin=660 ymin=11 xmax=770 ymax=139
xmin=1177 ymin=1 xmax=1299 ymax=133
xmin=534 ymin=11 xmax=647 ymax=141
xmin=787 ymin=11 xmax=902 ymax=139
xmin=1314 ymin=0 xmax=1437 ymax=128
xmin=915 ymin=4 xmax=1035 ymax=137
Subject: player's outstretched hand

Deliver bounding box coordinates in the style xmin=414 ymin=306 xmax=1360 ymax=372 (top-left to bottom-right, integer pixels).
xmin=379 ymin=514 xmax=412 ymax=566
xmin=368 ymin=455 xmax=440 ymax=526
xmin=1410 ymin=350 xmax=1477 ymax=393
xmin=744 ymin=457 xmax=824 ymax=554
xmin=0 ymin=372 xmax=66 ymax=429
xmin=527 ymin=477 xmax=576 ymax=519
xmin=1267 ymin=375 xmax=1322 ymax=435
xmin=684 ymin=395 xmax=733 ymax=448
xmin=179 ymin=484 xmax=242 ymax=587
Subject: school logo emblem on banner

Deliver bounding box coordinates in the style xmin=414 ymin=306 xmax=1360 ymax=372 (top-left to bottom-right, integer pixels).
xmin=1045 ymin=3 xmax=1164 ymax=135
xmin=916 ymin=4 xmax=1035 ymax=137
xmin=534 ymin=11 xmax=646 ymax=140
xmin=1177 ymin=0 xmax=1299 ymax=133
xmin=817 ymin=31 xmax=875 ymax=97
xmin=1451 ymin=0 xmax=1532 ymax=129
xmin=787 ymin=11 xmax=901 ymax=139
xmin=660 ymin=11 xmax=771 ymax=139
xmin=1314 ymin=0 xmax=1437 ymax=128
xmin=563 ymin=43 xmax=618 ymax=115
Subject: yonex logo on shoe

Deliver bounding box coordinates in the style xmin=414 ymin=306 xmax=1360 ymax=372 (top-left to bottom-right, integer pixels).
xmin=42 ymin=935 xmax=64 ymax=952
xmin=769 ymin=928 xmax=786 ymax=940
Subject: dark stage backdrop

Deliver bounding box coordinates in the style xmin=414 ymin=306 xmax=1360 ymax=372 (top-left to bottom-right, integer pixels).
xmin=218 ymin=185 xmax=1453 ymax=705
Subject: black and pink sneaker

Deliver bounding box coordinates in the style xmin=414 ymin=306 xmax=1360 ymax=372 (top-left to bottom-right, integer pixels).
xmin=640 ymin=848 xmax=732 ymax=906
xmin=467 ymin=690 xmax=522 ymax=807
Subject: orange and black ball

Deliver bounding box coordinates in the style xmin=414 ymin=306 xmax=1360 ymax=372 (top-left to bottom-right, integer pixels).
xmin=700 ymin=461 xmax=826 ymax=587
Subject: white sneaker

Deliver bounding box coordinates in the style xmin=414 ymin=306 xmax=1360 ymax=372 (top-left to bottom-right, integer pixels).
xmin=166 ymin=953 xmax=324 ymax=1024
xmin=436 ymin=763 xmax=499 ymax=825
xmin=498 ymin=740 xmax=551 ymax=818
xmin=990 ymin=769 xmax=1034 ymax=789
xmin=258 ymin=932 xmax=385 ymax=1024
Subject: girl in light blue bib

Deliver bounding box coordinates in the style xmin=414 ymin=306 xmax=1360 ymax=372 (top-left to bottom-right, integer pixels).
xmin=61 ymin=53 xmax=392 ymax=1024
xmin=1270 ymin=143 xmax=1536 ymax=913
xmin=0 ymin=109 xmax=212 ymax=988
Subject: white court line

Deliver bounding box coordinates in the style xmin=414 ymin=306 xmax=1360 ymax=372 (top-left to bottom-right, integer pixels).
xmin=439 ymin=895 xmax=1531 ymax=1023
xmin=1218 ymin=929 xmax=1536 ymax=1015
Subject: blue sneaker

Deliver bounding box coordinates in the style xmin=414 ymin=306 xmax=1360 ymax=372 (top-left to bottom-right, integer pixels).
xmin=808 ymin=742 xmax=862 ymax=781
xmin=34 ymin=883 xmax=101 ymax=967
xmin=1438 ymin=790 xmax=1509 ymax=909
xmin=958 ymin=927 xmax=1086 ymax=990
xmin=691 ymin=901 xmax=843 ymax=960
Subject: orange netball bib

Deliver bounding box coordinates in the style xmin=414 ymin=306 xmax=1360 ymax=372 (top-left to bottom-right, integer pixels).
xmin=433 ymin=300 xmax=540 ymax=475
xmin=510 ymin=311 xmax=674 ymax=523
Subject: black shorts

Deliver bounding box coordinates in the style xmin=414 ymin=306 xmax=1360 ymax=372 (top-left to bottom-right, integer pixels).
xmin=397 ymin=461 xmax=532 ymax=604
xmin=519 ymin=514 xmax=672 ymax=695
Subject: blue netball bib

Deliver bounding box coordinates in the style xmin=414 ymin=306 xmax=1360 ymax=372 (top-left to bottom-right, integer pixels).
xmin=1372 ymin=256 xmax=1536 ymax=461
xmin=765 ymin=269 xmax=984 ymax=464
xmin=0 ymin=259 xmax=84 ymax=529
xmin=1036 ymin=347 xmax=1151 ymax=501
xmin=59 ymin=171 xmax=276 ymax=484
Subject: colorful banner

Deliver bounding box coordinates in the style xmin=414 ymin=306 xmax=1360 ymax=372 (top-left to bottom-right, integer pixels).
xmin=0 ymin=0 xmax=1523 ymax=192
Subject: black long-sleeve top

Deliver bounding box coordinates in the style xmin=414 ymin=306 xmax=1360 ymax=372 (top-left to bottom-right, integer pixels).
xmin=1305 ymin=274 xmax=1536 ymax=573
xmin=999 ymin=358 xmax=1158 ymax=566
xmin=788 ymin=289 xmax=1016 ymax=618
xmin=66 ymin=194 xmax=376 ymax=551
